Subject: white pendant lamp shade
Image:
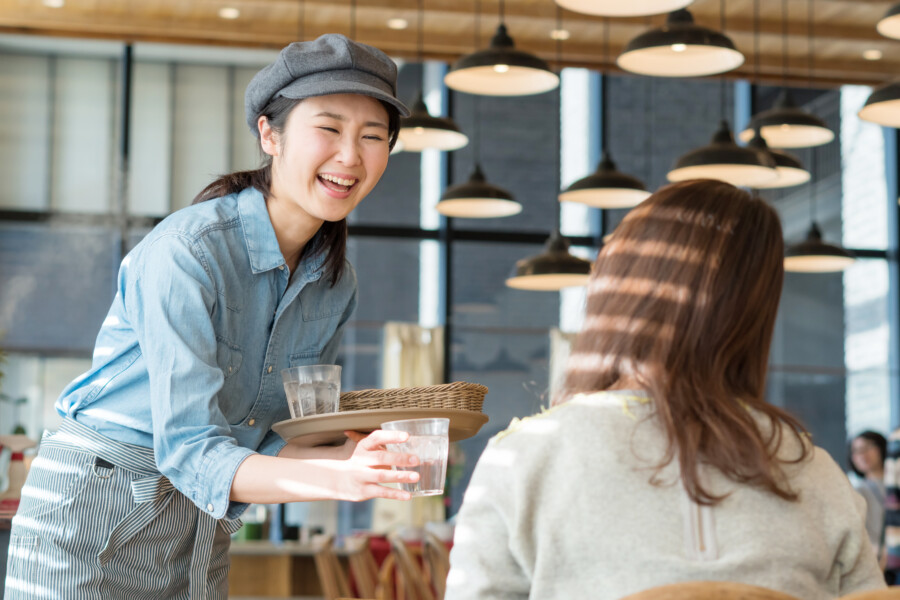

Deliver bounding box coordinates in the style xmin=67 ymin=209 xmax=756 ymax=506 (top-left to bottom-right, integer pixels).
xmin=437 ymin=164 xmax=522 ymax=218
xmin=877 ymin=3 xmax=900 ymax=40
xmin=784 ymin=223 xmax=855 ymax=272
xmin=738 ymin=89 xmax=833 ymax=148
xmin=617 ymin=9 xmax=744 ymax=78
xmin=559 ymin=152 xmax=651 ymax=208
xmin=444 ymin=24 xmax=560 ymax=96
xmin=554 ymin=0 xmax=693 ymax=17
xmin=506 ymin=231 xmax=592 ymax=291
xmin=859 ymin=81 xmax=900 ymax=128
xmin=398 ymin=94 xmax=468 ymax=152
xmin=667 ymin=120 xmax=777 ymax=188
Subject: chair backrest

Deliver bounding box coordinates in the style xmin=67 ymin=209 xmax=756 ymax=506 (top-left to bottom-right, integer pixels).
xmin=422 ymin=531 xmax=451 ymax=600
xmin=313 ymin=534 xmax=353 ymax=600
xmin=345 ymin=535 xmax=380 ymax=599
xmin=375 ymin=553 xmax=397 ymax=600
xmin=619 ymin=581 xmax=803 ymax=600
xmin=840 ymin=591 xmax=900 ymax=600
xmin=387 ymin=533 xmax=436 ymax=600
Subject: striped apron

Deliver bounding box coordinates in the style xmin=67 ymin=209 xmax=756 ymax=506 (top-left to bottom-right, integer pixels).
xmin=4 ymin=418 xmax=242 ymax=599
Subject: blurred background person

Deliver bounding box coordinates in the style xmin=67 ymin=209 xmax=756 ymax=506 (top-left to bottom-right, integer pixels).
xmin=849 ymin=430 xmax=887 ymax=558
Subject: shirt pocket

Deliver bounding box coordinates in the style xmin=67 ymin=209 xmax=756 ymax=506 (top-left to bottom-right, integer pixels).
xmin=216 ymin=336 xmax=243 ymax=380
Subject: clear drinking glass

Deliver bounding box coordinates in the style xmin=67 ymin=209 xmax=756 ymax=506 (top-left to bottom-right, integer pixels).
xmin=381 ymin=418 xmax=450 ymax=497
xmin=281 ymin=364 xmax=341 ymax=418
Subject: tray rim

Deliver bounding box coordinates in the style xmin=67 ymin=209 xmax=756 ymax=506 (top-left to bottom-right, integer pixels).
xmin=272 ymin=407 xmax=489 ymax=445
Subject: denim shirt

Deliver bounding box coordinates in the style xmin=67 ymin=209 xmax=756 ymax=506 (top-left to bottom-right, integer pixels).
xmin=56 ymin=187 xmax=357 ymax=519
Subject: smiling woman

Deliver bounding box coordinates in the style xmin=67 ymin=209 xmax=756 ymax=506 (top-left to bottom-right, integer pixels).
xmin=4 ymin=34 xmax=418 ymax=600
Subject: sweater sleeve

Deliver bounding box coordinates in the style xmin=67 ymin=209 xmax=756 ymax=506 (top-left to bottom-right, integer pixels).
xmin=445 ymin=437 xmax=531 ymax=600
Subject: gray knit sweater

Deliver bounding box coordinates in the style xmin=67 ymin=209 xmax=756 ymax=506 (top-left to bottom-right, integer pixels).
xmin=445 ymin=391 xmax=886 ymax=599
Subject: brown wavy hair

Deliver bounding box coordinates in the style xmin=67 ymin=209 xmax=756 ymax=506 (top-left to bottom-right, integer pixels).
xmin=560 ymin=179 xmax=809 ymax=505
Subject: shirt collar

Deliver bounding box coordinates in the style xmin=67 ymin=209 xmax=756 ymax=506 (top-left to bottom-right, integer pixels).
xmin=237 ymin=186 xmax=328 ymax=280
xmin=238 ymin=187 xmax=285 ymax=274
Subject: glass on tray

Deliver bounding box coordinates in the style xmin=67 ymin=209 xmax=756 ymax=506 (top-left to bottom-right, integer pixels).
xmin=381 ymin=418 xmax=450 ymax=497
xmin=281 ymin=364 xmax=341 ymax=418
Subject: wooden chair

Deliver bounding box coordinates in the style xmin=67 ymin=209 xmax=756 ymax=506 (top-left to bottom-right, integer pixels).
xmin=345 ymin=535 xmax=381 ymax=599
xmin=312 ymin=534 xmax=353 ymax=600
xmin=840 ymin=590 xmax=900 ymax=600
xmin=385 ymin=533 xmax=436 ymax=600
xmin=422 ymin=531 xmax=451 ymax=600
xmin=618 ymin=581 xmax=803 ymax=600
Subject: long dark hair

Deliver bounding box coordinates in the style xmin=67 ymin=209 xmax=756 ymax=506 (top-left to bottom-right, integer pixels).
xmin=848 ymin=430 xmax=887 ymax=478
xmin=561 ymin=179 xmax=810 ymax=505
xmin=192 ymin=95 xmax=400 ymax=286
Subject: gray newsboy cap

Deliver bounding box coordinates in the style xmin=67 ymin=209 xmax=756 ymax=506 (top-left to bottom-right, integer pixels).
xmin=245 ymin=33 xmax=410 ymax=136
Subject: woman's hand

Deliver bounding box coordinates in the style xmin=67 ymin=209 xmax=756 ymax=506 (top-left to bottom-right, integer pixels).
xmin=232 ymin=429 xmax=420 ymax=504
xmin=327 ymin=429 xmax=420 ymax=501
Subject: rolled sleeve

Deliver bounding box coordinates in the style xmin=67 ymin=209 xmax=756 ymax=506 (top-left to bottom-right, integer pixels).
xmin=125 ymin=233 xmax=254 ymax=518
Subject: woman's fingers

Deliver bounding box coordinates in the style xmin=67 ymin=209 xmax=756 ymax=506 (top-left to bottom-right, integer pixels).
xmin=356 ymin=429 xmax=409 ymax=449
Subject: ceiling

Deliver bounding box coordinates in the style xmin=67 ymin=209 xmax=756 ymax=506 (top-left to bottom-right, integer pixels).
xmin=0 ymin=0 xmax=896 ymax=89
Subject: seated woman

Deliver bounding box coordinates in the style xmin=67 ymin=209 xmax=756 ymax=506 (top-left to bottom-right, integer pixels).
xmin=849 ymin=431 xmax=887 ymax=556
xmin=445 ymin=180 xmax=885 ymax=599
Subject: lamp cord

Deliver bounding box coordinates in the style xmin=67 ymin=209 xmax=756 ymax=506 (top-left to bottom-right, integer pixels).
xmin=810 ymin=140 xmax=817 ymax=223
xmin=781 ymin=0 xmax=789 ymax=87
xmin=417 ymin=0 xmax=424 ymax=63
xmin=474 ymin=0 xmax=480 ymax=49
xmin=808 ymin=0 xmax=814 ymax=89
xmin=602 ymin=17 xmax=609 ymax=153
xmin=719 ymin=0 xmax=727 ymax=122
xmin=645 ymin=16 xmax=653 ymax=183
xmin=350 ymin=0 xmax=357 ymax=40
xmin=753 ymin=0 xmax=760 ymax=84
xmin=297 ymin=0 xmax=304 ymax=41
xmin=473 ymin=0 xmax=481 ymax=165
xmin=499 ymin=0 xmax=505 ymax=24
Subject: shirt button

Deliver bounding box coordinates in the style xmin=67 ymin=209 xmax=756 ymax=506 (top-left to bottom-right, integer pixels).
xmin=207 ymin=503 xmax=214 ymax=512
xmin=267 ymin=365 xmax=273 ymax=373
xmin=248 ymin=418 xmax=256 ymax=426
xmin=227 ymin=366 xmax=233 ymax=373
xmin=278 ymin=265 xmax=285 ymax=271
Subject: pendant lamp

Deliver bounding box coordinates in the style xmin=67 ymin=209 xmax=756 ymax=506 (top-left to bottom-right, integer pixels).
xmin=506 ymin=230 xmax=592 ymax=290
xmin=445 ymin=0 xmax=559 ymax=97
xmin=398 ymin=0 xmax=468 ymax=152
xmin=507 ymin=16 xmax=591 ymax=292
xmin=859 ymin=81 xmax=900 ymax=128
xmin=438 ymin=163 xmax=521 ymax=217
xmin=783 ymin=143 xmax=854 ymax=273
xmin=560 ymin=23 xmax=650 ymax=209
xmin=738 ymin=89 xmax=833 ymax=148
xmin=667 ymin=120 xmax=777 ymax=187
xmin=746 ymin=125 xmax=809 ymax=190
xmin=398 ymin=93 xmax=468 ymax=151
xmin=876 ymin=3 xmax=900 ymax=40
xmin=784 ymin=223 xmax=855 ymax=272
xmin=554 ymin=0 xmax=693 ymax=18
xmin=738 ymin=0 xmax=832 ymax=148
xmin=617 ymin=9 xmax=744 ymax=78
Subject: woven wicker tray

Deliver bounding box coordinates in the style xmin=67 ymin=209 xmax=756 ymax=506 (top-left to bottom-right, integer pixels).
xmin=339 ymin=381 xmax=488 ymax=412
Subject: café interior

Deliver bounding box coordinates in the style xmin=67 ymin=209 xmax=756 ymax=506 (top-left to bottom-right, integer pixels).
xmin=0 ymin=0 xmax=899 ymax=597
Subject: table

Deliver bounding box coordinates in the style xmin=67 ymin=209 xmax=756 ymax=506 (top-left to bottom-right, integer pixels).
xmin=228 ymin=540 xmax=348 ymax=598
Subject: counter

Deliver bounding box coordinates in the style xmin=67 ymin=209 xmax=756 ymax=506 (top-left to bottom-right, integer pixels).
xmin=228 ymin=540 xmax=345 ymax=597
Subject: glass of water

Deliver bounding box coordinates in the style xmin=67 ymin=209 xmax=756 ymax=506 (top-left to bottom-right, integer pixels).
xmin=380 ymin=418 xmax=450 ymax=497
xmin=281 ymin=365 xmax=341 ymax=418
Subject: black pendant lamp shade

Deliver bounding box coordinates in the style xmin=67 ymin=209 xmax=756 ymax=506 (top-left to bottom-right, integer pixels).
xmin=877 ymin=3 xmax=900 ymax=40
xmin=398 ymin=93 xmax=468 ymax=152
xmin=746 ymin=130 xmax=810 ymax=189
xmin=506 ymin=230 xmax=592 ymax=291
xmin=784 ymin=222 xmax=855 ymax=273
xmin=554 ymin=0 xmax=694 ymax=17
xmin=738 ymin=89 xmax=833 ymax=148
xmin=437 ymin=163 xmax=522 ymax=218
xmin=559 ymin=152 xmax=651 ymax=208
xmin=444 ymin=24 xmax=560 ymax=96
xmin=617 ymin=9 xmax=744 ymax=78
xmin=859 ymin=81 xmax=900 ymax=128
xmin=667 ymin=120 xmax=777 ymax=187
